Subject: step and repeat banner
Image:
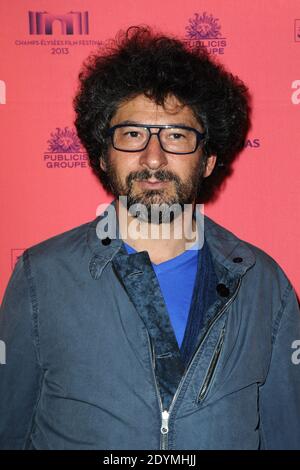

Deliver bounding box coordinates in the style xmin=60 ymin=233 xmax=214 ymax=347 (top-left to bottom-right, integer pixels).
xmin=0 ymin=0 xmax=299 ymax=300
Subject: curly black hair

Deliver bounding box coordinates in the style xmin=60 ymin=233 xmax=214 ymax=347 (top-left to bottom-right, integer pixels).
xmin=74 ymin=26 xmax=251 ymax=203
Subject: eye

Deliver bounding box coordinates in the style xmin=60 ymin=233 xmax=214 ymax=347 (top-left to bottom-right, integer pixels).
xmin=170 ymin=132 xmax=186 ymax=139
xmin=120 ymin=128 xmax=146 ymax=140
xmin=121 ymin=130 xmax=138 ymax=138
xmin=166 ymin=131 xmax=188 ymax=141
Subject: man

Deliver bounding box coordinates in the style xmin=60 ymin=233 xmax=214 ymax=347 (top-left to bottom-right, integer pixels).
xmin=0 ymin=26 xmax=299 ymax=450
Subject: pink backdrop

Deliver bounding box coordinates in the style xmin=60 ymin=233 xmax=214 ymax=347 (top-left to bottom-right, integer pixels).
xmin=1 ymin=0 xmax=299 ymax=301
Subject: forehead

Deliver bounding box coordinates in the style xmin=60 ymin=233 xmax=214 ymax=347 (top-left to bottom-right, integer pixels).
xmin=110 ymin=93 xmax=200 ymax=128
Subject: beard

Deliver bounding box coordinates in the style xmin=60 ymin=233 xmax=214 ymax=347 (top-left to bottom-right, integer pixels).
xmin=104 ymin=156 xmax=207 ymax=224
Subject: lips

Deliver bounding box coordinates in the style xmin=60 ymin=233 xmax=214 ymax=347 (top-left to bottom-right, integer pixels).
xmin=138 ymin=179 xmax=170 ymax=188
xmin=143 ymin=178 xmax=163 ymax=183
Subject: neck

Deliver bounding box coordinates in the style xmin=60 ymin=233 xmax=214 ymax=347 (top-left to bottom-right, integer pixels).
xmin=115 ymin=198 xmax=199 ymax=264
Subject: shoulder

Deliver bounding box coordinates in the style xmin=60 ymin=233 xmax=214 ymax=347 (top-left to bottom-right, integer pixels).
xmin=203 ymin=214 xmax=294 ymax=290
xmin=204 ymin=215 xmax=299 ymax=333
xmin=22 ymin=217 xmax=97 ymax=270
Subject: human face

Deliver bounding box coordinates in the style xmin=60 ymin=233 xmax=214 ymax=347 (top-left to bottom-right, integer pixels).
xmin=101 ymin=94 xmax=216 ymax=223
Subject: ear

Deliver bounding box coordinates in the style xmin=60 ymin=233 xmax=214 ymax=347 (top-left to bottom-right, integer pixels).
xmin=99 ymin=157 xmax=107 ymax=172
xmin=203 ymin=155 xmax=217 ymax=177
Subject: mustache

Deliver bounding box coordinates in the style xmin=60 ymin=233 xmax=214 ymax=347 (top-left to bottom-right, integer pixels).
xmin=126 ymin=169 xmax=180 ymax=185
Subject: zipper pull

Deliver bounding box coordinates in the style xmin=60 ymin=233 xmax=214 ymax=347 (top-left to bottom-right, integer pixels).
xmin=161 ymin=410 xmax=169 ymax=435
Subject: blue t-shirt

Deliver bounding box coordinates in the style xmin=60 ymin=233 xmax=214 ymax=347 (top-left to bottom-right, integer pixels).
xmin=123 ymin=241 xmax=200 ymax=348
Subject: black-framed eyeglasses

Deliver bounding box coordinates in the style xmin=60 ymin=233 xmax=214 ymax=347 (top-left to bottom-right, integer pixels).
xmin=107 ymin=123 xmax=206 ymax=155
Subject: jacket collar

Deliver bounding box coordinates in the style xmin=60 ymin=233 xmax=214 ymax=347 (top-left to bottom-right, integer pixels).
xmin=86 ymin=198 xmax=256 ymax=280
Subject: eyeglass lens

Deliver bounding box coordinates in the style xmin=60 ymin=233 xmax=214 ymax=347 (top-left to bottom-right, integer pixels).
xmin=113 ymin=126 xmax=198 ymax=153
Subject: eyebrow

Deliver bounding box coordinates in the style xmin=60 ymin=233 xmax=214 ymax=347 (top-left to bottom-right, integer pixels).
xmin=115 ymin=120 xmax=200 ymax=128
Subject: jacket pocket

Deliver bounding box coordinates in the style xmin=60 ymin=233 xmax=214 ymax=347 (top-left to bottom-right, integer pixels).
xmin=197 ymin=326 xmax=226 ymax=403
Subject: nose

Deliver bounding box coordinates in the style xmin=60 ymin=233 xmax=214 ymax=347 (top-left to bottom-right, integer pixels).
xmin=139 ymin=133 xmax=168 ymax=170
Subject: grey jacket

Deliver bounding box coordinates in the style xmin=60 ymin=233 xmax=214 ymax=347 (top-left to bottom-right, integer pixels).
xmin=0 ymin=200 xmax=299 ymax=450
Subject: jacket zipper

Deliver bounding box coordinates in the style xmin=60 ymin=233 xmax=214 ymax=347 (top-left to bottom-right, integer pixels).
xmin=197 ymin=326 xmax=226 ymax=402
xmin=147 ymin=276 xmax=242 ymax=450
xmin=146 ymin=332 xmax=168 ymax=449
xmin=111 ymin=262 xmax=173 ymax=450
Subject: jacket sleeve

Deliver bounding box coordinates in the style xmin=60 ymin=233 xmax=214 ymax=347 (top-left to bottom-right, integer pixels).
xmin=0 ymin=252 xmax=43 ymax=449
xmin=259 ymin=283 xmax=300 ymax=449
